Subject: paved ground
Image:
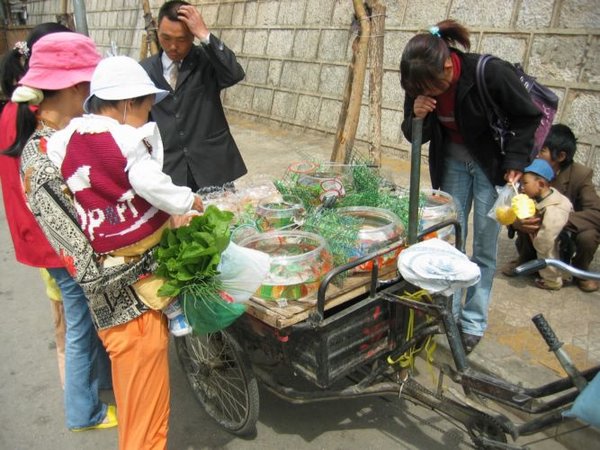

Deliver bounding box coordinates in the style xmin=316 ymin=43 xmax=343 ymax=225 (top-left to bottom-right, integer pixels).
xmin=0 ymin=113 xmax=598 ymax=449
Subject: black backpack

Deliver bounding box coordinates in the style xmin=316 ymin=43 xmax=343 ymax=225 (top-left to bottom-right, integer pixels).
xmin=476 ymin=54 xmax=559 ymax=158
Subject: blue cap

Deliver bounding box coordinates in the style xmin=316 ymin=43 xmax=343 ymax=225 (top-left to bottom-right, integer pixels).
xmin=523 ymin=159 xmax=555 ymax=181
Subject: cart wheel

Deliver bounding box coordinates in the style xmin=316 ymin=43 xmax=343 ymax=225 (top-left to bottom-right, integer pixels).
xmin=466 ymin=413 xmax=508 ymax=449
xmin=175 ymin=330 xmax=259 ymax=436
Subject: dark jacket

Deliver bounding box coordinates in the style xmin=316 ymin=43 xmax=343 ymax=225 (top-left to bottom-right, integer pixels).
xmin=401 ymin=51 xmax=542 ymax=189
xmin=141 ymin=34 xmax=247 ymax=189
xmin=554 ymin=162 xmax=600 ymax=233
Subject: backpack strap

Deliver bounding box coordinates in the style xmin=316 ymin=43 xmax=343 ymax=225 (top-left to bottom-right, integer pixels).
xmin=476 ymin=54 xmax=513 ymax=154
xmin=476 ymin=54 xmax=503 ymax=125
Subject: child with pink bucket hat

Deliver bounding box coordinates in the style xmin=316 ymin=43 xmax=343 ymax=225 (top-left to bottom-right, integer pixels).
xmin=48 ymin=55 xmax=204 ymax=337
xmin=15 ymin=34 xmax=172 ymax=449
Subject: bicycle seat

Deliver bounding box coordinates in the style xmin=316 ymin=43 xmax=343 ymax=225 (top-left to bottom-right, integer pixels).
xmin=398 ymin=238 xmax=481 ymax=295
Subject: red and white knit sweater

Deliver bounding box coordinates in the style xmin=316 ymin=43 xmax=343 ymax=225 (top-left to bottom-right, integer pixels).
xmin=61 ymin=131 xmax=170 ymax=254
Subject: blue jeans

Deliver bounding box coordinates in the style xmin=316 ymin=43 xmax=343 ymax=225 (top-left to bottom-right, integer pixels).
xmin=47 ymin=268 xmax=111 ymax=429
xmin=441 ymin=158 xmax=500 ymax=337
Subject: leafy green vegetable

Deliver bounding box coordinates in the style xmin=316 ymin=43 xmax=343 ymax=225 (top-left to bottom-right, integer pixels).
xmin=154 ymin=205 xmax=235 ymax=297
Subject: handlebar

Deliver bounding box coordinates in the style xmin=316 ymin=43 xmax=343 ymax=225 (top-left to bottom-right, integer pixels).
xmin=531 ymin=313 xmax=588 ymax=391
xmin=514 ymin=259 xmax=600 ymax=281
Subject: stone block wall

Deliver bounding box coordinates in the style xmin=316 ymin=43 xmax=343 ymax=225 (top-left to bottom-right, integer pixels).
xmin=22 ymin=0 xmax=600 ymax=184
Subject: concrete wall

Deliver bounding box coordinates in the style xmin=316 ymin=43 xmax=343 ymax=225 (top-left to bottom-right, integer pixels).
xmin=23 ymin=0 xmax=600 ymax=184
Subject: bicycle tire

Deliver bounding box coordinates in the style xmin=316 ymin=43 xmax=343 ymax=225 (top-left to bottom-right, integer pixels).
xmin=175 ymin=330 xmax=260 ymax=436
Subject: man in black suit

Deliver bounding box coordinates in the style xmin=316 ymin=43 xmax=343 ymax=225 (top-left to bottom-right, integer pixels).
xmin=141 ymin=0 xmax=247 ymax=190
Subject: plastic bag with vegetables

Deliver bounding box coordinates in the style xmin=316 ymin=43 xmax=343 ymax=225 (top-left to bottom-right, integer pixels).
xmin=154 ymin=206 xmax=248 ymax=334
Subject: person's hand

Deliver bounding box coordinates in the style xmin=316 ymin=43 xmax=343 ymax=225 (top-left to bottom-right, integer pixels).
xmin=504 ymin=169 xmax=522 ymax=184
xmin=512 ymin=216 xmax=541 ymax=234
xmin=413 ymin=95 xmax=436 ymax=119
xmin=177 ymin=5 xmax=210 ymax=41
xmin=170 ymin=214 xmax=194 ymax=228
xmin=191 ymin=195 xmax=204 ymax=213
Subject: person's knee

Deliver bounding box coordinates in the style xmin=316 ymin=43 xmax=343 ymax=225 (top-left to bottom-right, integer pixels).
xmin=575 ymin=229 xmax=600 ymax=248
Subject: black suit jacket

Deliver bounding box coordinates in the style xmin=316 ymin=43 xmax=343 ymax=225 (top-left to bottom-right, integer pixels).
xmin=141 ymin=34 xmax=247 ymax=189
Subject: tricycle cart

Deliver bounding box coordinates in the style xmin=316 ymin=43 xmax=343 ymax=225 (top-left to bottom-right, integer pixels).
xmin=176 ymin=120 xmax=600 ymax=448
xmin=175 ymin=247 xmax=600 ymax=448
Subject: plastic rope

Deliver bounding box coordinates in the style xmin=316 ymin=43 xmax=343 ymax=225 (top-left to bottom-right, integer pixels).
xmin=387 ymin=290 xmax=437 ymax=377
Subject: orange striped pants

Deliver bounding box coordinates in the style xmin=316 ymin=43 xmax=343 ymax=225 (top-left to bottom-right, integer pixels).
xmin=98 ymin=310 xmax=170 ymax=450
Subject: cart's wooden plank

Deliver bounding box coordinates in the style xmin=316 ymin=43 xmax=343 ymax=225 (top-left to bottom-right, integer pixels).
xmin=244 ymin=265 xmax=398 ymax=329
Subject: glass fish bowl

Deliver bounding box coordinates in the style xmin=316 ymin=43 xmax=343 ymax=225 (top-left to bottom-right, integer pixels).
xmin=419 ymin=189 xmax=458 ymax=243
xmin=336 ymin=206 xmax=405 ymax=272
xmin=293 ymin=162 xmax=355 ymax=205
xmin=255 ymin=194 xmax=306 ymax=231
xmin=237 ymin=231 xmax=334 ymax=302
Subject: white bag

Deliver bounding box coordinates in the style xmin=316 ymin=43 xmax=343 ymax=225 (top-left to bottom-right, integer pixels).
xmin=216 ymin=242 xmax=270 ymax=303
xmin=398 ymin=238 xmax=480 ymax=295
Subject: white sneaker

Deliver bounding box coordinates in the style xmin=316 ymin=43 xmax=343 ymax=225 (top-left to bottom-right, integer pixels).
xmin=169 ymin=314 xmax=192 ymax=337
xmin=163 ymin=300 xmax=183 ymax=319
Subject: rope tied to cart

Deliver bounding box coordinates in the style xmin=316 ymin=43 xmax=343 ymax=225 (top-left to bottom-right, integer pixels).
xmin=387 ymin=290 xmax=437 ymax=380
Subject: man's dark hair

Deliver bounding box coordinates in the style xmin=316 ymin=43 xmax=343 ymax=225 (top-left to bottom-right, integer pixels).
xmin=158 ymin=1 xmax=191 ymax=24
xmin=544 ymin=124 xmax=577 ymax=169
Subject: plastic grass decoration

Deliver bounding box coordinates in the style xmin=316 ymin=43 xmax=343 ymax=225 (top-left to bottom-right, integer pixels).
xmin=274 ymin=179 xmax=320 ymax=211
xmin=303 ymin=209 xmax=362 ymax=270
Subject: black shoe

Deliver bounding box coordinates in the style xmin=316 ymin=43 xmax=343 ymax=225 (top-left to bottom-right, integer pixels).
xmin=460 ymin=332 xmax=482 ymax=355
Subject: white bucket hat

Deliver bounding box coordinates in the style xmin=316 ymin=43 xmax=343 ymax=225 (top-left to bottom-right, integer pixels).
xmin=83 ymin=55 xmax=168 ymax=113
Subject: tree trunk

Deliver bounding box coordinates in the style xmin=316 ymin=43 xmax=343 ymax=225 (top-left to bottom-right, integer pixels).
xmin=330 ymin=0 xmax=370 ymax=164
xmin=366 ymin=0 xmax=385 ymax=167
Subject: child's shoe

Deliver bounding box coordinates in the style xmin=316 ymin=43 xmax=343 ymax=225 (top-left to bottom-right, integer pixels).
xmin=71 ymin=404 xmax=118 ymax=431
xmin=169 ymin=313 xmax=192 ymax=337
xmin=163 ymin=300 xmax=184 ymax=318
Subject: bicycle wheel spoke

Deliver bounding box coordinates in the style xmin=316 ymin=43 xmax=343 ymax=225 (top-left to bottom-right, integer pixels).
xmin=210 ymin=369 xmax=247 ymax=398
xmin=210 ymin=372 xmax=247 ymax=408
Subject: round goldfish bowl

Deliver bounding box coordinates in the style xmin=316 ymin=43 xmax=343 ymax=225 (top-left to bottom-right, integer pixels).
xmin=336 ymin=206 xmax=405 ymax=272
xmin=238 ymin=230 xmax=333 ymax=302
xmin=419 ymin=189 xmax=458 ymax=242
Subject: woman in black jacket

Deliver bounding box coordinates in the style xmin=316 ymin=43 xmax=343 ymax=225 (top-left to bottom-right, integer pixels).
xmin=400 ymin=20 xmax=542 ymax=354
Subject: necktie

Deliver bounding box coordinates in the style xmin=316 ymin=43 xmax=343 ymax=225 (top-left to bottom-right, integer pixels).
xmin=169 ymin=62 xmax=179 ymax=90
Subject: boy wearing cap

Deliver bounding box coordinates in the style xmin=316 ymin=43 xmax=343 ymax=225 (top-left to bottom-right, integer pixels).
xmin=48 ymin=55 xmax=203 ymax=337
xmin=520 ymin=158 xmax=573 ymax=290
xmin=504 ymin=124 xmax=600 ymax=292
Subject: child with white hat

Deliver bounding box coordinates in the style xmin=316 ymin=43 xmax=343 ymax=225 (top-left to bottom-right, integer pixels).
xmin=48 ymin=55 xmax=203 ymax=336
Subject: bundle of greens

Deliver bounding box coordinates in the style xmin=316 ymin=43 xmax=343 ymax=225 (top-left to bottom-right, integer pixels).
xmin=154 ymin=206 xmax=246 ymax=334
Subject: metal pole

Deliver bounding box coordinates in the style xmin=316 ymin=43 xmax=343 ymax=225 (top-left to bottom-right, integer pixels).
xmin=407 ymin=118 xmax=423 ymax=245
xmin=72 ymin=0 xmax=89 ymax=36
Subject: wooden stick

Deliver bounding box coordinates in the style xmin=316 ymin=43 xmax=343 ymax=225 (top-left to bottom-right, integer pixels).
xmin=330 ymin=0 xmax=371 ymax=164
xmin=366 ymin=0 xmax=385 ymax=167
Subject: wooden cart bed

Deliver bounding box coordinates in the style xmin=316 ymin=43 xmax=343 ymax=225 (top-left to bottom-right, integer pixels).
xmin=245 ymin=265 xmax=398 ymax=329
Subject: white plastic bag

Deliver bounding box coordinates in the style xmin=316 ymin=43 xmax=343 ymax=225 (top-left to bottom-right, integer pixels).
xmin=216 ymin=242 xmax=270 ymax=303
xmin=487 ymin=183 xmax=517 ymax=225
xmin=397 ymin=238 xmax=480 ymax=295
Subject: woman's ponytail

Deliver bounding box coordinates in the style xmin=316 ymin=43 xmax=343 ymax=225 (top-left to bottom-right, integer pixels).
xmin=2 ymin=102 xmax=37 ymax=157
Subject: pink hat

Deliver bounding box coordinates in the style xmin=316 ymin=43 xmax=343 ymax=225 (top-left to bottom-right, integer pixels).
xmin=19 ymin=32 xmax=101 ymax=90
